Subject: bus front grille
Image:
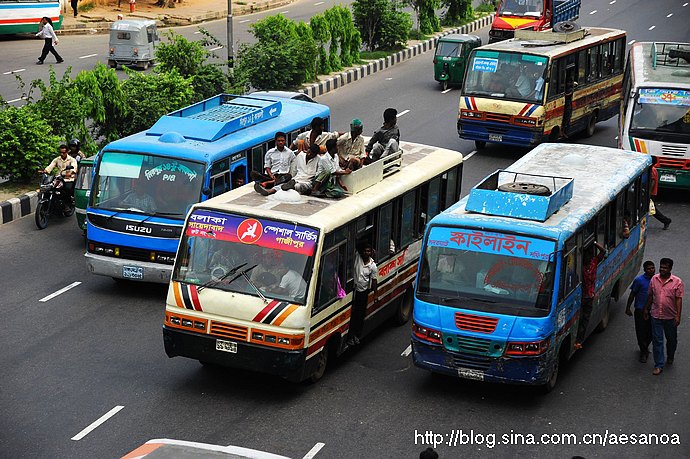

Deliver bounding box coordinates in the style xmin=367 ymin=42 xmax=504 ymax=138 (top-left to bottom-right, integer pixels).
xmin=210 ymin=321 xmax=248 ymax=341
xmin=456 ymin=335 xmax=492 ymax=354
xmin=455 ymin=312 xmax=498 ymax=333
xmin=450 ymin=352 xmax=492 ymax=371
xmin=485 ymin=113 xmax=512 ymax=123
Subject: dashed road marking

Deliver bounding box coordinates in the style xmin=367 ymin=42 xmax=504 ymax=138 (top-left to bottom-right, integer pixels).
xmin=7 ymin=97 xmax=24 ymax=103
xmin=442 ymin=87 xmax=452 ymax=94
xmin=609 ymin=0 xmax=616 ymax=4
xmin=303 ymin=443 xmax=325 ymax=459
xmin=667 ymin=13 xmax=673 ymax=17
xmin=589 ymin=10 xmax=597 ymax=14
xmin=314 ymin=1 xmax=325 ymax=5
xmin=649 ymin=25 xmax=656 ymax=30
xmin=397 ymin=109 xmax=410 ymax=117
xmin=628 ymin=39 xmax=636 ymax=45
xmin=3 ymin=68 xmax=25 ymax=75
xmin=79 ymin=53 xmax=98 ymax=59
xmin=208 ymin=46 xmax=223 ymax=51
xmin=239 ymin=19 xmax=250 ymax=23
xmin=464 ymin=150 xmax=478 ymax=160
xmin=71 ymin=406 xmax=124 ymax=441
xmin=401 ymin=345 xmax=412 ymax=357
xmin=39 ymin=282 xmax=81 ymax=302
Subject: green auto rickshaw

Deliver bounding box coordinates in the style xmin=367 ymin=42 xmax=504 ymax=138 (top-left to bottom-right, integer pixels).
xmin=433 ymin=34 xmax=482 ymax=91
xmin=74 ymin=156 xmax=95 ymax=234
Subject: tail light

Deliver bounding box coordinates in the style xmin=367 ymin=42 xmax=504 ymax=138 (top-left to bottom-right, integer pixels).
xmin=412 ymin=322 xmax=443 ymax=344
xmin=133 ymin=47 xmax=139 ymax=56
xmin=505 ymin=337 xmax=551 ymax=356
xmin=109 ymin=47 xmax=115 ymax=55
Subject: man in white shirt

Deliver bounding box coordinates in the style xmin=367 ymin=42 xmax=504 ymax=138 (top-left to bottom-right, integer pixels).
xmin=269 ymin=256 xmax=307 ymax=302
xmin=281 ymin=144 xmax=321 ymax=195
xmin=253 ymin=131 xmax=295 ymax=195
xmin=36 ymin=17 xmax=63 ymax=64
xmin=336 ymin=119 xmax=365 ymax=170
xmin=515 ymin=65 xmax=532 ymax=97
xmin=348 ymin=243 xmax=378 ymax=346
xmin=312 ymin=139 xmax=351 ymax=197
xmin=42 ymin=144 xmax=77 ymax=197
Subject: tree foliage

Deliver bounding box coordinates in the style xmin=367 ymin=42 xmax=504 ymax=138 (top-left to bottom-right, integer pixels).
xmin=442 ymin=0 xmax=474 ymax=26
xmin=352 ymin=0 xmax=411 ymax=51
xmin=0 ymin=106 xmax=62 ymax=183
xmin=406 ymin=0 xmax=441 ymax=34
xmin=155 ymin=29 xmax=207 ymax=78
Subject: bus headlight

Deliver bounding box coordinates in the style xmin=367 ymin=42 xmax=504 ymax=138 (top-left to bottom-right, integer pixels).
xmin=461 ymin=109 xmax=484 ymax=119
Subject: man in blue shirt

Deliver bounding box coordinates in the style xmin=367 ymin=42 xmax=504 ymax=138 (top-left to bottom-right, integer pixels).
xmin=625 ymin=261 xmax=655 ymax=363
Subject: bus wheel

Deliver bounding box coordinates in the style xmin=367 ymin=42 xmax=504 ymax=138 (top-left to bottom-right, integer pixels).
xmin=308 ymin=344 xmax=329 ymax=383
xmin=595 ymin=296 xmax=612 ymax=332
xmin=547 ymin=127 xmax=560 ymax=142
xmin=394 ymin=289 xmax=414 ymax=325
xmin=584 ymin=111 xmax=598 ymax=138
xmin=475 ymin=140 xmax=486 ymax=149
xmin=542 ymin=350 xmax=561 ymax=393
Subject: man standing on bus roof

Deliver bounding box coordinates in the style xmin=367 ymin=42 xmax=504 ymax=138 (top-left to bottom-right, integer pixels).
xmin=644 ymin=258 xmax=684 ymax=375
xmin=575 ymin=241 xmax=607 ymax=349
xmin=252 ymin=131 xmax=294 ymax=195
xmin=626 ymin=260 xmax=655 ymax=363
xmin=650 ymin=156 xmax=672 ymax=230
xmin=366 ymin=108 xmax=400 ymax=163
xmin=348 ymin=242 xmax=378 ymax=346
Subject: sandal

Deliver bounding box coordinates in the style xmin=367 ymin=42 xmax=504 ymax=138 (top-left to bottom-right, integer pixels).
xmin=652 ymin=367 xmax=663 ymax=376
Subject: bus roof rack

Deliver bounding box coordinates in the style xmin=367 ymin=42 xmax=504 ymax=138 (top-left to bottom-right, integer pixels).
xmin=514 ymin=27 xmax=586 ymax=44
xmin=651 ymin=42 xmax=690 ymax=69
xmin=466 ymin=170 xmax=573 ymax=222
xmin=147 ymin=94 xmax=282 ymax=142
xmin=340 ymin=149 xmax=403 ymax=194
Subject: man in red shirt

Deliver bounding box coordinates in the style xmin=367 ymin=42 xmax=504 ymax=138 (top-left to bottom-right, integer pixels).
xmin=644 ymin=258 xmax=684 ymax=375
xmin=650 ymin=157 xmax=672 ymax=230
xmin=575 ymin=241 xmax=607 ymax=349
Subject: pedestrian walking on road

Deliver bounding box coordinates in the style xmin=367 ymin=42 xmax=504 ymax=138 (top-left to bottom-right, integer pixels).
xmin=650 ymin=157 xmax=672 ymax=230
xmin=36 ymin=17 xmax=63 ymax=65
xmin=626 ymin=260 xmax=655 ymax=363
xmin=71 ymin=0 xmax=79 ymax=17
xmin=644 ymin=258 xmax=684 ymax=375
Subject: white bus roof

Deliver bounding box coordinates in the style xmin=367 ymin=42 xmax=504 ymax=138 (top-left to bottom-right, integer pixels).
xmin=445 ymin=143 xmax=650 ymax=238
xmin=192 ymin=141 xmax=464 ymax=234
xmin=629 ymin=42 xmax=690 ymax=88
xmin=479 ymin=27 xmax=625 ymax=59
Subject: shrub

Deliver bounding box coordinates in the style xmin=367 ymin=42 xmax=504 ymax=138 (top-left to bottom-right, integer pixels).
xmin=353 ymin=0 xmax=411 ymax=51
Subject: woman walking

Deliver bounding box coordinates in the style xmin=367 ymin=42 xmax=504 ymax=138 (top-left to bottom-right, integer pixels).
xmin=36 ymin=17 xmax=63 ymax=65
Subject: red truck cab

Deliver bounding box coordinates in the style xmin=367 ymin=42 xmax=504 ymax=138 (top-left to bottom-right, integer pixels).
xmin=489 ymin=0 xmax=581 ymax=43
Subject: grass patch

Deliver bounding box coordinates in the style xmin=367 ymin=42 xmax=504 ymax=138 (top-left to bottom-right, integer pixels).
xmin=408 ymin=29 xmax=431 ymax=41
xmin=79 ymin=2 xmax=95 ymax=13
xmin=0 ymin=180 xmax=37 ymax=202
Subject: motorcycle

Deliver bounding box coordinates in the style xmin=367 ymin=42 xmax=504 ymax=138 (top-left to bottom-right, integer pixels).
xmin=35 ymin=167 xmax=75 ymax=229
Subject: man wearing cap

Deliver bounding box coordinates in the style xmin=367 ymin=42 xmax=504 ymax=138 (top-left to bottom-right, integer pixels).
xmin=336 ymin=119 xmax=366 ymax=170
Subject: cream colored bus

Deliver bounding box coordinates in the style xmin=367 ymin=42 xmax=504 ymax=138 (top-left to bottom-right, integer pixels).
xmin=163 ymin=141 xmax=464 ymax=382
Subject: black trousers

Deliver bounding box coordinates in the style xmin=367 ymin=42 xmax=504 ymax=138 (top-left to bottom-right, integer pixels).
xmin=634 ymin=308 xmax=652 ymax=353
xmin=652 ymin=203 xmax=671 ymax=226
xmin=39 ymin=38 xmax=62 ymax=62
xmin=349 ymin=290 xmax=369 ymax=339
xmin=576 ymin=297 xmax=593 ymax=343
xmin=71 ymin=0 xmax=78 ymax=16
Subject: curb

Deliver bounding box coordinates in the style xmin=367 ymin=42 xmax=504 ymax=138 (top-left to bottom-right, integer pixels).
xmin=1 ymin=191 xmax=37 ymax=224
xmin=58 ymin=0 xmax=293 ymax=35
xmin=0 ymin=14 xmax=493 ymax=225
xmin=302 ymin=14 xmax=494 ymax=99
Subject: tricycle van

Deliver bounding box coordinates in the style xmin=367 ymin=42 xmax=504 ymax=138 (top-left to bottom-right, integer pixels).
xmin=108 ymin=19 xmax=158 ymax=70
xmin=433 ymin=34 xmax=481 ymax=91
xmin=74 ymin=155 xmax=95 ymax=234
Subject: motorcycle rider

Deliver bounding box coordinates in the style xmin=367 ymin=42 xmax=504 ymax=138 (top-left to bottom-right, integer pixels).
xmin=68 ymin=138 xmax=84 ymax=163
xmin=42 ymin=144 xmax=78 ymax=203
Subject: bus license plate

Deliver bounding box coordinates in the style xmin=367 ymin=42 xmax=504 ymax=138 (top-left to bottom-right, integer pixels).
xmin=216 ymin=339 xmax=237 ymax=353
xmin=122 ymin=266 xmax=143 ymax=279
xmin=489 ymin=134 xmax=502 ymax=142
xmin=457 ymin=368 xmax=484 ymax=381
xmin=660 ymin=173 xmax=676 ymax=183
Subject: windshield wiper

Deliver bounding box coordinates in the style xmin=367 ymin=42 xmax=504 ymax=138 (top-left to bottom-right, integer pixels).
xmin=140 ymin=211 xmax=185 ymax=224
xmin=105 ymin=208 xmax=129 ymax=222
xmin=224 ymin=265 xmax=268 ymax=302
xmin=197 ymin=262 xmax=247 ymax=292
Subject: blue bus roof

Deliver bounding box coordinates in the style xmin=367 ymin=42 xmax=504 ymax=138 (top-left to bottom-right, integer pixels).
xmin=101 ymin=94 xmax=330 ymax=165
xmin=433 ymin=143 xmax=651 ymax=242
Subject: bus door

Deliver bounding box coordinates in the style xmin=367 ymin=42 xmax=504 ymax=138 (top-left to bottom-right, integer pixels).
xmin=563 ymin=61 xmax=577 ymax=131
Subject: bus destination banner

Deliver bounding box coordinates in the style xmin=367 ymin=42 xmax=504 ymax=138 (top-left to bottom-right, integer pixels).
xmin=427 ymin=227 xmax=554 ymax=261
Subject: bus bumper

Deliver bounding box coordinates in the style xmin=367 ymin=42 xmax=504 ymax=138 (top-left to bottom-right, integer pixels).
xmin=458 ymin=119 xmax=542 ymax=147
xmin=85 ymin=252 xmax=172 ymax=283
xmin=411 ymin=338 xmax=554 ymax=385
xmin=163 ymin=326 xmax=308 ymax=382
xmin=657 ymin=167 xmax=690 ymax=190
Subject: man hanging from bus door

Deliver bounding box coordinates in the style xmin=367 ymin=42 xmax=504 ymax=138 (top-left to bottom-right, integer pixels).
xmin=626 ymin=260 xmax=655 ymax=363
xmin=347 ymin=242 xmax=378 ymax=346
xmin=575 ymin=241 xmax=607 ymax=349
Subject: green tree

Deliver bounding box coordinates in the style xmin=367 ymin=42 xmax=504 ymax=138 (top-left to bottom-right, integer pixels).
xmin=353 ymin=0 xmax=411 ymax=51
xmin=155 ymin=29 xmax=207 ymax=77
xmin=310 ymin=14 xmax=331 ymax=75
xmin=406 ymin=0 xmax=441 ymax=35
xmin=118 ymin=69 xmax=194 ymax=137
xmin=0 ymin=106 xmax=62 ymax=183
xmin=442 ymin=0 xmax=474 ymax=26
xmin=324 ymin=7 xmax=343 ymax=71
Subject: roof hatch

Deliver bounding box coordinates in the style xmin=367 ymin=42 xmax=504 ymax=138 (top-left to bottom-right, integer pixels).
xmin=147 ymin=94 xmax=282 ymax=142
xmin=465 ymin=170 xmax=573 ymax=222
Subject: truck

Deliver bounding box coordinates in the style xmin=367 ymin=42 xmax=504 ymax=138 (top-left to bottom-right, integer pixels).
xmin=488 ymin=0 xmax=581 ymax=43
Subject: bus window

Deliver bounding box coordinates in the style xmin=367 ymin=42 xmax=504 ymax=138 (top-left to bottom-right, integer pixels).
xmin=443 ymin=168 xmax=459 ymax=210
xmin=377 ymin=202 xmax=394 ymax=262
xmin=625 ymin=181 xmax=638 ymax=225
xmin=399 ymin=191 xmax=416 ymax=248
xmin=596 ymin=210 xmax=607 ymax=246
xmin=614 ymin=193 xmax=625 ymax=246
xmin=613 ymin=38 xmax=625 ymax=73
xmin=587 ymin=47 xmax=600 ymax=83
xmin=560 ymin=235 xmax=580 ymax=300
xmin=426 ymin=177 xmax=441 ymax=220
xmin=211 ymin=172 xmax=230 ymax=197
xmin=638 ymin=171 xmax=650 ymax=217
xmin=315 ymin=244 xmax=347 ymax=314
xmin=577 ymin=50 xmax=587 ymax=83
xmin=250 ymin=145 xmax=264 ymax=173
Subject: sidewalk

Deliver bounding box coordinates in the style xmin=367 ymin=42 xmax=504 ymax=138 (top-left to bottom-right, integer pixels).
xmin=59 ymin=0 xmax=293 ymax=35
xmin=1 ymin=12 xmax=494 ymax=224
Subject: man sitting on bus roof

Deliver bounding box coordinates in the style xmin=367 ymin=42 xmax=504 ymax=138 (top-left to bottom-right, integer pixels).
xmin=291 ymin=117 xmax=340 ymax=154
xmin=252 ymin=131 xmax=294 ymax=195
xmin=272 ymin=144 xmax=321 ymax=196
xmin=336 ymin=119 xmax=366 ymax=170
xmin=312 ymin=139 xmax=351 ymax=198
xmin=365 ymin=108 xmax=400 ymax=163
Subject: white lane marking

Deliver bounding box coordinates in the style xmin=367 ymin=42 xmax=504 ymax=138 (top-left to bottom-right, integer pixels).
xmin=3 ymin=68 xmax=25 ymax=75
xmin=193 ymin=31 xmax=201 ymax=34
xmin=609 ymin=0 xmax=616 ymax=4
xmin=464 ymin=150 xmax=478 ymax=160
xmin=79 ymin=53 xmax=98 ymax=59
xmin=401 ymin=345 xmax=412 ymax=357
xmin=397 ymin=109 xmax=410 ymax=117
xmin=628 ymin=39 xmax=636 ymax=45
xmin=589 ymin=10 xmax=597 ymax=14
xmin=208 ymin=46 xmax=223 ymax=51
xmin=7 ymin=97 xmax=24 ymax=103
xmin=614 ymin=136 xmax=619 ymax=140
xmin=39 ymin=281 xmax=81 ymax=302
xmin=667 ymin=13 xmax=673 ymax=17
xmin=71 ymin=406 xmax=124 ymax=441
xmin=302 ymin=443 xmax=325 ymax=459
xmin=280 ymin=10 xmax=289 ymax=13
xmin=386 ymin=77 xmax=393 ymax=80
xmin=442 ymin=87 xmax=452 ymax=94
xmin=314 ymin=1 xmax=325 ymax=5
xmin=684 ymin=3 xmax=688 ymax=6
xmin=649 ymin=25 xmax=656 ymax=30
xmin=239 ymin=19 xmax=250 ymax=23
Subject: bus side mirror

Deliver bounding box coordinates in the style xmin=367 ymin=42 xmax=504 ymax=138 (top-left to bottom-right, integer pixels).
xmin=202 ymin=186 xmax=211 ymax=196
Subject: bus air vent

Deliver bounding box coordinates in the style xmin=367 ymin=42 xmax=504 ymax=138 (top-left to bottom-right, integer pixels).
xmin=465 ymin=169 xmax=573 ymax=222
xmin=210 ymin=321 xmax=248 ymax=341
xmin=455 ymin=312 xmax=499 ymax=333
xmin=147 ymin=94 xmax=282 ymax=142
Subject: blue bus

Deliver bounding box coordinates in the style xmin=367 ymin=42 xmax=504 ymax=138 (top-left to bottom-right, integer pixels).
xmin=85 ymin=94 xmax=330 ymax=283
xmin=412 ymin=143 xmax=651 ymax=391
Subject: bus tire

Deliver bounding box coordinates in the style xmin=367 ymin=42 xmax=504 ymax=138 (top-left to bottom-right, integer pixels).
xmin=584 ymin=111 xmax=598 ymax=138
xmin=595 ymin=296 xmax=612 ymax=332
xmin=393 ymin=289 xmax=414 ymax=325
xmin=542 ymin=346 xmax=563 ymax=393
xmin=547 ymin=127 xmax=560 ymax=142
xmin=475 ymin=140 xmax=486 ymax=149
xmin=553 ymin=21 xmax=581 ymax=33
xmin=498 ymin=182 xmax=551 ymax=196
xmin=308 ymin=343 xmax=329 ymax=383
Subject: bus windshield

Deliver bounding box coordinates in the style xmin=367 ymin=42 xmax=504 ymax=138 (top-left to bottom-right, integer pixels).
xmin=464 ymin=51 xmax=547 ymax=103
xmin=91 ymin=152 xmax=205 ymax=218
xmin=173 ymin=210 xmax=318 ymax=305
xmin=629 ymin=88 xmax=690 ymax=142
xmin=498 ymin=0 xmax=544 ymax=17
xmin=417 ymin=227 xmax=555 ymax=317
